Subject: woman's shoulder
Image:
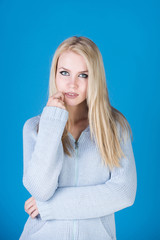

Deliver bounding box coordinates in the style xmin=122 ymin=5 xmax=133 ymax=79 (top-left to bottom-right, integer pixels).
xmin=115 ymin=120 xmax=131 ymax=144
xmin=23 ymin=114 xmax=41 ymax=133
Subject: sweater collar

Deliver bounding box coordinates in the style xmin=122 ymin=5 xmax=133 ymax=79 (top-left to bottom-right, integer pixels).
xmin=67 ymin=125 xmax=90 ymax=143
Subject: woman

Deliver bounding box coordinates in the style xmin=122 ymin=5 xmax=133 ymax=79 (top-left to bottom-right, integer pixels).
xmin=19 ymin=36 xmax=137 ymax=240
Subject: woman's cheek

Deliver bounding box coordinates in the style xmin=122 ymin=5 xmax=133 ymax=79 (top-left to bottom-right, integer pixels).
xmin=56 ymin=78 xmax=63 ymax=91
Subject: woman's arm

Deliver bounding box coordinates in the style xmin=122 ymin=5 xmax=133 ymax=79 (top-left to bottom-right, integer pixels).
xmin=22 ymin=106 xmax=69 ymax=201
xmin=35 ymin=131 xmax=137 ymax=220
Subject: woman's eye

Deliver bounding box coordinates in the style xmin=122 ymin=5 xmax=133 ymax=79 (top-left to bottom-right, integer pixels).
xmin=79 ymin=74 xmax=88 ymax=78
xmin=60 ymin=71 xmax=69 ymax=76
xmin=59 ymin=71 xmax=88 ymax=78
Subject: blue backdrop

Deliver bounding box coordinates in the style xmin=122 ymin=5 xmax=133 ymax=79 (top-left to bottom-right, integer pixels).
xmin=0 ymin=0 xmax=159 ymax=239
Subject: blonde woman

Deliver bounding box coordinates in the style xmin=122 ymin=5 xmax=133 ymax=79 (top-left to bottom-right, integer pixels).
xmin=19 ymin=36 xmax=137 ymax=240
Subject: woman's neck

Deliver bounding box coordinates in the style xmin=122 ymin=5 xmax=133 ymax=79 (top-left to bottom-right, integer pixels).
xmin=66 ymin=101 xmax=88 ymax=126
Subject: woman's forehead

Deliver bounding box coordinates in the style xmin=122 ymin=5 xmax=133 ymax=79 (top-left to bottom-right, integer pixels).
xmin=58 ymin=51 xmax=88 ymax=70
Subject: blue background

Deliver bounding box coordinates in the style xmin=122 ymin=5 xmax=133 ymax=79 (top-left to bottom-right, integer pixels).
xmin=0 ymin=0 xmax=159 ymax=239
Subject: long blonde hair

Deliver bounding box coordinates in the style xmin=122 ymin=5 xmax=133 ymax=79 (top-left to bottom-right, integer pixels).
xmin=48 ymin=36 xmax=133 ymax=171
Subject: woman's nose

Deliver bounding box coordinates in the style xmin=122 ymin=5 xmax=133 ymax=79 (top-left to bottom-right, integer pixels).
xmin=68 ymin=76 xmax=78 ymax=87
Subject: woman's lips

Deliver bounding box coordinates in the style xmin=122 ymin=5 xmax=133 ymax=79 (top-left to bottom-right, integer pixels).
xmin=65 ymin=93 xmax=79 ymax=99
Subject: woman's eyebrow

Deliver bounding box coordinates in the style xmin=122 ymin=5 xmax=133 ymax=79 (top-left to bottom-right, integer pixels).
xmin=58 ymin=67 xmax=88 ymax=73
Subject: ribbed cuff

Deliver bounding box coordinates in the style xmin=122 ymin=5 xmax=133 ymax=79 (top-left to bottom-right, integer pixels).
xmin=40 ymin=106 xmax=69 ymax=122
xmin=36 ymin=200 xmax=51 ymax=220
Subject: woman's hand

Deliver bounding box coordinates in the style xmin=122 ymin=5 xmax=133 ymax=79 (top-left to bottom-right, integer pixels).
xmin=47 ymin=91 xmax=66 ymax=110
xmin=24 ymin=196 xmax=39 ymax=219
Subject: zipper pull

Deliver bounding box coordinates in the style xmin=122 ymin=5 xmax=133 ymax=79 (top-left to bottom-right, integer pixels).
xmin=75 ymin=141 xmax=78 ymax=149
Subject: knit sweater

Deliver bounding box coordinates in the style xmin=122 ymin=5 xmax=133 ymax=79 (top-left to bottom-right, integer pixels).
xmin=19 ymin=106 xmax=137 ymax=240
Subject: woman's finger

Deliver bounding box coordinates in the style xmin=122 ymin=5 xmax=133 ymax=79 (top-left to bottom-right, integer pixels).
xmin=25 ymin=196 xmax=33 ymax=205
xmin=25 ymin=200 xmax=34 ymax=212
xmin=30 ymin=209 xmax=39 ymax=219
xmin=27 ymin=205 xmax=36 ymax=215
xmin=52 ymin=91 xmax=65 ymax=101
xmin=25 ymin=197 xmax=36 ymax=211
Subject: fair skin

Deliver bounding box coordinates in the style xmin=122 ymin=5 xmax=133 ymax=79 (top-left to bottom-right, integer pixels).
xmin=24 ymin=50 xmax=89 ymax=218
xmin=56 ymin=50 xmax=89 ymax=124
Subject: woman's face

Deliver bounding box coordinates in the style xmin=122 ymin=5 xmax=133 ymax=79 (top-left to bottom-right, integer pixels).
xmin=55 ymin=50 xmax=88 ymax=107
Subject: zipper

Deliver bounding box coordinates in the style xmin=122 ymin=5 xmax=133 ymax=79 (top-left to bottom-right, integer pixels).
xmin=75 ymin=141 xmax=79 ymax=186
xmin=73 ymin=140 xmax=79 ymax=240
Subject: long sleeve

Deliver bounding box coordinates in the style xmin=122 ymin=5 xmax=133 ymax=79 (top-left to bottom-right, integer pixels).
xmin=22 ymin=106 xmax=69 ymax=201
xmin=36 ymin=127 xmax=137 ymax=220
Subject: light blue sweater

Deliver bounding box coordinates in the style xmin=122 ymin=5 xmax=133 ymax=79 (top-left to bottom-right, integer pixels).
xmin=19 ymin=106 xmax=137 ymax=240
